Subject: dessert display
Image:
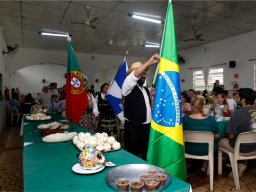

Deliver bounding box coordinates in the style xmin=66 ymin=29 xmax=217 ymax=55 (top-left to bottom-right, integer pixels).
xmin=156 ymin=174 xmax=167 ymax=186
xmin=30 ymin=104 xmax=47 ymax=114
xmin=42 ymin=132 xmax=77 ymax=142
xmin=116 ymin=178 xmax=129 ymax=191
xmin=106 ymin=164 xmax=170 ymax=192
xmin=139 ymin=175 xmax=150 ymax=183
xmin=78 ymin=144 xmax=105 ymax=169
xmin=73 ymin=132 xmax=121 ymax=152
xmin=41 ymin=128 xmax=64 ymax=136
xmin=144 ymin=178 xmax=160 ymax=191
xmin=129 ymin=180 xmax=144 ymax=192
xmin=26 ymin=113 xmax=51 ymax=120
xmin=37 ymin=122 xmax=61 ymax=129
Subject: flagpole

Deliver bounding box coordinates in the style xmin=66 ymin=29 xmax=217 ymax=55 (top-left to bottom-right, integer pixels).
xmin=109 ymin=50 xmax=129 ymax=87
xmin=152 ymin=0 xmax=171 ymax=85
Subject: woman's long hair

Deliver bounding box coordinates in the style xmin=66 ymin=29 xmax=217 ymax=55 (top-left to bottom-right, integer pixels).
xmin=190 ymin=96 xmax=208 ymax=117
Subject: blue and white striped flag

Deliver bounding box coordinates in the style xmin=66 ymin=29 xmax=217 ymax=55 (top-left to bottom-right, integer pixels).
xmin=106 ymin=58 xmax=128 ymax=122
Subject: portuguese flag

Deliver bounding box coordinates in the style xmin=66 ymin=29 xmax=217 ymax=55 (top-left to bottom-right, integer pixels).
xmin=147 ymin=0 xmax=186 ymax=180
xmin=66 ymin=40 xmax=88 ymax=124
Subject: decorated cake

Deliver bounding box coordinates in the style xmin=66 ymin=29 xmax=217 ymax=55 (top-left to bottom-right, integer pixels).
xmin=78 ymin=144 xmax=105 ymax=169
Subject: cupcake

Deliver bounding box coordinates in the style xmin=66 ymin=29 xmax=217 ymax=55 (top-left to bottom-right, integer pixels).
xmin=130 ymin=180 xmax=144 ymax=192
xmin=144 ymin=178 xmax=160 ymax=191
xmin=148 ymin=169 xmax=158 ymax=175
xmin=116 ymin=178 xmax=129 ymax=191
xmin=140 ymin=174 xmax=150 ymax=183
xmin=156 ymin=174 xmax=167 ymax=186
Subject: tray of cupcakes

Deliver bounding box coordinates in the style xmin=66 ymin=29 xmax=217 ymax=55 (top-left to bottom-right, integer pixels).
xmin=106 ymin=164 xmax=171 ymax=191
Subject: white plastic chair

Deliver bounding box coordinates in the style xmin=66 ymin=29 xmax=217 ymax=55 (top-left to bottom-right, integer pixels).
xmin=115 ymin=118 xmax=124 ymax=142
xmin=218 ymin=131 xmax=256 ymax=189
xmin=184 ymin=130 xmax=214 ymax=191
xmin=9 ymin=105 xmax=22 ymax=124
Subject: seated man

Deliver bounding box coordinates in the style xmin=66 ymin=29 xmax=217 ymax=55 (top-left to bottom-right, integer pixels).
xmin=219 ymin=88 xmax=256 ymax=178
xmin=9 ymin=92 xmax=20 ymax=112
xmin=47 ymin=95 xmax=62 ymax=114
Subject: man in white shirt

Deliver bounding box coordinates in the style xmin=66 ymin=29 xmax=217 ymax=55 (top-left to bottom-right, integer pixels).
xmin=122 ymin=54 xmax=159 ymax=160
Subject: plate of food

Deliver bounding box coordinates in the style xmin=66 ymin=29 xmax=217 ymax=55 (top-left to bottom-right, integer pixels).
xmin=25 ymin=113 xmax=51 ymax=121
xmin=106 ymin=164 xmax=171 ymax=191
xmin=42 ymin=132 xmax=77 ymax=142
xmin=72 ymin=163 xmax=105 ymax=174
xmin=37 ymin=122 xmax=61 ymax=129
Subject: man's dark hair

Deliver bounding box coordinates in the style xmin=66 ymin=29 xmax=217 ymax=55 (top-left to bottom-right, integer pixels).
xmin=188 ymin=89 xmax=195 ymax=94
xmin=238 ymin=88 xmax=256 ymax=105
xmin=100 ymin=83 xmax=109 ymax=92
xmin=222 ymin=90 xmax=229 ymax=97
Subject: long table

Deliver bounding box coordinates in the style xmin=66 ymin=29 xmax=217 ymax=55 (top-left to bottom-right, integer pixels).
xmin=22 ymin=115 xmax=191 ymax=191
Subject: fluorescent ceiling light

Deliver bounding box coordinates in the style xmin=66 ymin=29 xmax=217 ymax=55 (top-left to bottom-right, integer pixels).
xmin=129 ymin=13 xmax=162 ymax=24
xmin=145 ymin=44 xmax=160 ymax=48
xmin=133 ymin=12 xmax=161 ymax=19
xmin=145 ymin=41 xmax=160 ymax=45
xmin=39 ymin=32 xmax=70 ymax=37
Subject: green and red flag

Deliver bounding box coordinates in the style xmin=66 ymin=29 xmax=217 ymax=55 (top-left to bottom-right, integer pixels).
xmin=147 ymin=0 xmax=186 ymax=180
xmin=66 ymin=39 xmax=88 ymax=124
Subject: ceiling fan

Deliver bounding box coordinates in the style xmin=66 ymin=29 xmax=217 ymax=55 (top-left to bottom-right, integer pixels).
xmin=2 ymin=44 xmax=19 ymax=57
xmin=183 ymin=26 xmax=204 ymax=42
xmin=71 ymin=5 xmax=99 ymax=29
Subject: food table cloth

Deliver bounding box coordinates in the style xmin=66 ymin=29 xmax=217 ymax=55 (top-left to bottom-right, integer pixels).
xmin=23 ymin=114 xmax=191 ymax=191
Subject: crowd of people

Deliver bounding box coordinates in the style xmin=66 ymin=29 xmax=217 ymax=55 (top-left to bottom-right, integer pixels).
xmin=4 ymin=54 xmax=256 ymax=179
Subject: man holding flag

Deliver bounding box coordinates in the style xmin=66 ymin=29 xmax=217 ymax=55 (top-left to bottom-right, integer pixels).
xmin=147 ymin=0 xmax=186 ymax=180
xmin=66 ymin=37 xmax=88 ymax=124
xmin=122 ymin=54 xmax=159 ymax=160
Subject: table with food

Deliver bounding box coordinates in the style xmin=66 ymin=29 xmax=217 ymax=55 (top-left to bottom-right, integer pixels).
xmin=22 ymin=105 xmax=191 ymax=191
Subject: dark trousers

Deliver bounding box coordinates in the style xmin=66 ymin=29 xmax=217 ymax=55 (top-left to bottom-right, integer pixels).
xmin=124 ymin=121 xmax=150 ymax=160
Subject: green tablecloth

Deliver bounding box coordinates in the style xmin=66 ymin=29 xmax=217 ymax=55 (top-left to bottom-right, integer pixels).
xmin=24 ymin=142 xmax=191 ymax=192
xmin=23 ymin=114 xmax=191 ymax=191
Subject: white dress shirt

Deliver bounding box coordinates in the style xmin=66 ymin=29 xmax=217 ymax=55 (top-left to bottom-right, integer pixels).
xmin=122 ymin=71 xmax=151 ymax=124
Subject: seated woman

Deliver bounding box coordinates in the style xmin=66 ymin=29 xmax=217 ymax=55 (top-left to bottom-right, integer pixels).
xmin=183 ymin=96 xmax=219 ymax=173
xmin=214 ymin=92 xmax=230 ymax=118
xmin=181 ymin=92 xmax=191 ymax=116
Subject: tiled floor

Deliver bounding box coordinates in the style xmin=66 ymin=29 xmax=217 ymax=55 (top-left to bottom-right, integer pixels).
xmin=0 ymin=123 xmax=255 ymax=191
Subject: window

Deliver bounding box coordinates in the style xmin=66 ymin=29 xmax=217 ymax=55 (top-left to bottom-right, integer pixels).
xmin=193 ymin=70 xmax=206 ymax=91
xmin=207 ymin=67 xmax=224 ymax=91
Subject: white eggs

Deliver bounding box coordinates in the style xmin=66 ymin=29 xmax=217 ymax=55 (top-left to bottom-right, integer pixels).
xmin=112 ymin=142 xmax=121 ymax=150
xmin=78 ymin=132 xmax=85 ymax=140
xmin=103 ymin=143 xmax=111 ymax=152
xmin=107 ymin=136 xmax=116 ymax=145
xmin=96 ymin=145 xmax=104 ymax=152
xmin=84 ymin=132 xmax=91 ymax=138
xmin=73 ymin=132 xmax=121 ymax=152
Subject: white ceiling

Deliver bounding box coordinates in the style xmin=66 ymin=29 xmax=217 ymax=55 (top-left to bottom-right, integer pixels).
xmin=1 ymin=0 xmax=256 ymax=57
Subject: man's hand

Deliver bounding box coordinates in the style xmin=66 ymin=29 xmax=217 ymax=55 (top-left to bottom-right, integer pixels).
xmin=148 ymin=54 xmax=160 ymax=65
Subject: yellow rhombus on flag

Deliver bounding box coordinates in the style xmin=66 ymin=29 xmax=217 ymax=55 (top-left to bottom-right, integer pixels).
xmin=146 ymin=0 xmax=187 ymax=180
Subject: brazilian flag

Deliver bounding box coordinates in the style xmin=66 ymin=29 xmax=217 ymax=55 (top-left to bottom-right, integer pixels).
xmin=147 ymin=0 xmax=186 ymax=180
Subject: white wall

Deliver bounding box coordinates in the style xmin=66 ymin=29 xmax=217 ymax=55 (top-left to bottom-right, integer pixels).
xmin=179 ymin=30 xmax=256 ymax=92
xmin=0 ymin=30 xmax=8 ymax=94
xmin=8 ymin=48 xmax=147 ymax=93
xmin=10 ymin=64 xmax=66 ymax=95
xmin=0 ymin=30 xmax=8 ymax=132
